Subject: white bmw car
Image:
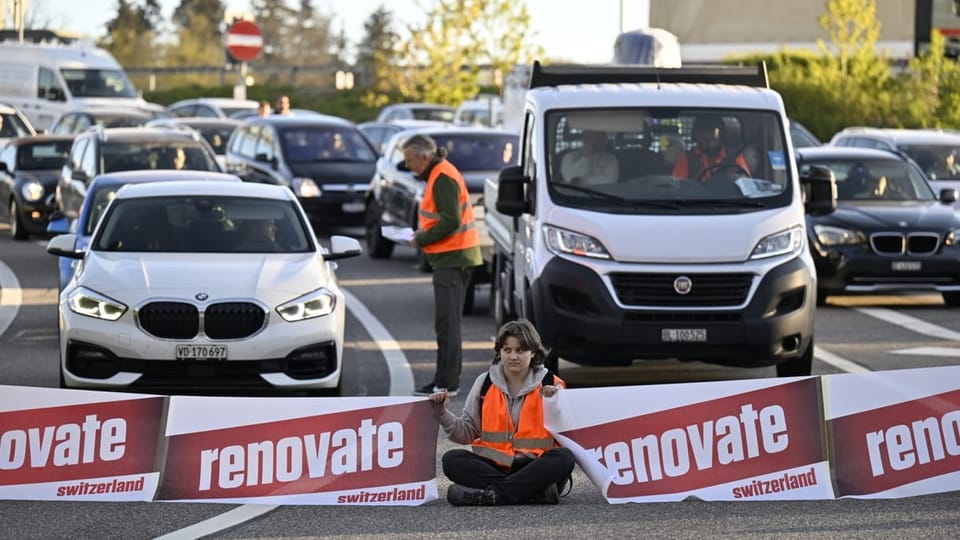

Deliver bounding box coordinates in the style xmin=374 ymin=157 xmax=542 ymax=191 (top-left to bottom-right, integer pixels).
xmin=46 ymin=180 xmax=361 ymax=394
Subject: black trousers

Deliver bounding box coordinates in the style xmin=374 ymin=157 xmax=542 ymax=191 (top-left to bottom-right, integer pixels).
xmin=442 ymin=448 xmax=575 ymax=504
xmin=432 ymin=266 xmax=473 ymax=389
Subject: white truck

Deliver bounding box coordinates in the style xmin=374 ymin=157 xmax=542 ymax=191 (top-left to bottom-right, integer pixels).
xmin=484 ymin=61 xmax=836 ymax=376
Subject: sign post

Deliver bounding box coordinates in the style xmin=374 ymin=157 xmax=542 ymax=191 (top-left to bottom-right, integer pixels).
xmin=225 ymin=20 xmax=263 ymax=100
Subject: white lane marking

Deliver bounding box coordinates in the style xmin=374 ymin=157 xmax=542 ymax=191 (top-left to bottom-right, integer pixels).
xmin=814 ymin=346 xmax=870 ymax=373
xmin=342 ymin=288 xmax=415 ymax=396
xmin=856 ymin=307 xmax=960 ymax=341
xmin=153 ymin=504 xmax=278 ymax=540
xmin=0 ymin=260 xmax=23 ymax=339
xmin=891 ymin=346 xmax=960 ymax=357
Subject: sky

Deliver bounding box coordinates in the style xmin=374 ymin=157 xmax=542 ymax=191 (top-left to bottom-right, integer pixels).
xmin=26 ymin=0 xmax=649 ymax=64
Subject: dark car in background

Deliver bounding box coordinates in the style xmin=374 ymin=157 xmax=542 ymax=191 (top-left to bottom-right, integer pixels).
xmin=223 ymin=114 xmax=378 ymax=226
xmin=56 ymin=127 xmax=221 ymax=224
xmin=48 ymin=107 xmax=153 ymax=135
xmin=0 ymin=135 xmax=73 ymax=239
xmin=364 ymin=126 xmax=519 ymax=312
xmin=797 ymin=146 xmax=960 ymax=306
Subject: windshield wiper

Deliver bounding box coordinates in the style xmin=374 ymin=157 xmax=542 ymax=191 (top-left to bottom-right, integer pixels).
xmin=553 ymin=184 xmax=681 ymax=209
xmin=675 ymin=199 xmax=765 ymax=208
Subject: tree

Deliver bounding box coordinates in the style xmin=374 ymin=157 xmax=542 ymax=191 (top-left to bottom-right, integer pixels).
xmin=383 ymin=0 xmax=543 ymax=106
xmin=356 ymin=6 xmax=402 ymax=106
xmin=250 ymin=0 xmax=335 ymax=85
xmin=101 ymin=0 xmax=163 ymax=66
xmin=165 ymin=0 xmax=226 ymax=75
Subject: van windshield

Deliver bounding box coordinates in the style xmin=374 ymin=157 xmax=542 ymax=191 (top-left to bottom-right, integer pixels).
xmin=61 ymin=69 xmax=138 ymax=98
xmin=546 ymin=108 xmax=792 ymax=214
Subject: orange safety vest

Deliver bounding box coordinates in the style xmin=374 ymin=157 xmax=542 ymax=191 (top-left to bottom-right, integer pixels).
xmin=472 ymin=375 xmax=566 ymax=468
xmin=418 ymin=160 xmax=479 ymax=254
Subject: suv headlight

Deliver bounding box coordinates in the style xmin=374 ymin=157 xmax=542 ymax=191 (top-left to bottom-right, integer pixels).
xmin=543 ymin=225 xmax=611 ymax=259
xmin=21 ymin=181 xmax=44 ymax=203
xmin=946 ymin=228 xmax=960 ymax=246
xmin=813 ymin=224 xmax=865 ymax=246
xmin=751 ymin=225 xmax=804 ymax=259
xmin=292 ymin=177 xmax=321 ymax=198
xmin=276 ymin=288 xmax=337 ymax=321
xmin=67 ymin=287 xmax=127 ymax=321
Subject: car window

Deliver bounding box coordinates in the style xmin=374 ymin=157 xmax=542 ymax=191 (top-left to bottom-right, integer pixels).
xmin=60 ymin=68 xmax=138 ymax=98
xmin=255 ymin=126 xmax=277 ymax=160
xmin=51 ymin=114 xmax=75 ymax=135
xmin=74 ymin=114 xmax=92 ymax=132
xmin=0 ymin=112 xmax=33 ymax=138
xmin=38 ymin=67 xmax=66 ymax=102
xmin=239 ymin=125 xmax=261 ymax=157
xmin=432 ymin=134 xmax=519 ymax=171
xmin=799 ymin=158 xmax=934 ymax=201
xmin=172 ymin=104 xmax=195 ymax=117
xmin=196 ymin=125 xmax=237 ymax=154
xmin=412 ymin=108 xmax=454 ymax=122
xmin=94 ymin=196 xmax=312 ymax=253
xmin=17 ymin=140 xmax=72 ymax=170
xmin=79 ymin=140 xmax=97 ymax=178
xmin=195 ymin=105 xmax=217 ymax=118
xmin=66 ymin=138 xmax=88 ymax=171
xmin=101 ymin=141 xmax=219 ymax=172
xmin=0 ymin=144 xmax=14 ymax=171
xmin=279 ymin=126 xmax=377 ymax=163
xmin=898 ymin=143 xmax=960 ymax=180
xmin=83 ymin=185 xmax=122 ymax=236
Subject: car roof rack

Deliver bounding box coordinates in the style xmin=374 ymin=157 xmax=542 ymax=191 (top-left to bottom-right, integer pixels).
xmin=0 ymin=29 xmax=83 ymax=45
xmin=528 ymin=60 xmax=769 ymax=89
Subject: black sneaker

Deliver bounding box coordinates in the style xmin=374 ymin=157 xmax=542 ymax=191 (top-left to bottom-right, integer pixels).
xmin=528 ymin=483 xmax=560 ymax=505
xmin=447 ymin=484 xmax=499 ymax=506
xmin=413 ymin=384 xmax=459 ymax=397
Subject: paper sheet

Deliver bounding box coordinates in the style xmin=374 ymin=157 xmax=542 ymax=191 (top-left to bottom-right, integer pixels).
xmin=381 ymin=226 xmax=415 ymax=243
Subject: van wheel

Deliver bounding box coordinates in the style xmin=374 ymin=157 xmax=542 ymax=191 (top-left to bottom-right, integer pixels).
xmin=942 ymin=292 xmax=960 ymax=307
xmin=816 ymin=289 xmax=828 ymax=306
xmin=365 ymin=203 xmax=394 ymax=259
xmin=776 ymin=340 xmax=813 ymax=377
xmin=463 ymin=279 xmax=476 ymax=315
xmin=10 ymin=200 xmax=27 ymax=240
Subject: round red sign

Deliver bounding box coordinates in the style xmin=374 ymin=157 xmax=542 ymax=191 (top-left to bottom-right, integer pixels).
xmin=225 ymin=20 xmax=263 ymax=62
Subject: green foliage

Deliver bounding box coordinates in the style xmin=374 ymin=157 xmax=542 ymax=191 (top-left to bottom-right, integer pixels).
xmin=730 ymin=0 xmax=960 ymax=141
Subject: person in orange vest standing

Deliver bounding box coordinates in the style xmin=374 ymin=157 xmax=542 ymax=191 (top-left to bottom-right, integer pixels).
xmin=428 ymin=319 xmax=576 ymax=505
xmin=403 ymin=134 xmax=483 ymax=397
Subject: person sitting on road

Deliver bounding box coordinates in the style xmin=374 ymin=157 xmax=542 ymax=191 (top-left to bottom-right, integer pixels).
xmin=672 ymin=115 xmax=750 ymax=182
xmin=429 ymin=319 xmax=575 ymax=507
xmin=559 ymin=130 xmax=619 ymax=186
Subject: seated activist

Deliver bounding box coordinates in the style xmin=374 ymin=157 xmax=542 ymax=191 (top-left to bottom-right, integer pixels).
xmin=672 ymin=115 xmax=751 ymax=182
xmin=428 ymin=318 xmax=575 ymax=506
xmin=559 ymin=130 xmax=619 ymax=186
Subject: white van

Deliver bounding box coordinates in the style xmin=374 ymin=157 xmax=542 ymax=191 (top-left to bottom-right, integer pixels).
xmin=0 ymin=32 xmax=156 ymax=132
xmin=486 ymin=62 xmax=836 ymax=378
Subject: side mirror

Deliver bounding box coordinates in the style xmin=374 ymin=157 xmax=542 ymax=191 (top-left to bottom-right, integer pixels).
xmin=46 ymin=233 xmax=84 ymax=259
xmin=396 ymin=160 xmax=410 ymax=172
xmin=47 ymin=88 xmax=64 ymax=102
xmin=71 ymin=169 xmax=89 ymax=183
xmin=326 ymin=235 xmax=362 ymax=260
xmin=800 ymin=165 xmax=837 ymax=217
xmin=46 ymin=213 xmax=69 ymax=235
xmin=940 ymin=188 xmax=959 ymax=203
xmin=0 ymin=162 xmax=7 ymax=173
xmin=496 ymin=165 xmax=530 ymax=217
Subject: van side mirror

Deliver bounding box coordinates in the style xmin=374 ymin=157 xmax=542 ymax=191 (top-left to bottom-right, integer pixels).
xmin=396 ymin=160 xmax=410 ymax=172
xmin=940 ymin=188 xmax=958 ymax=203
xmin=0 ymin=162 xmax=7 ymax=173
xmin=46 ymin=88 xmax=64 ymax=102
xmin=496 ymin=165 xmax=530 ymax=216
xmin=71 ymin=169 xmax=89 ymax=183
xmin=800 ymin=165 xmax=837 ymax=217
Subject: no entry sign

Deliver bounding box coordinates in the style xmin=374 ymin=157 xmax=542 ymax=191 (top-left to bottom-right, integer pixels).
xmin=225 ymin=20 xmax=263 ymax=63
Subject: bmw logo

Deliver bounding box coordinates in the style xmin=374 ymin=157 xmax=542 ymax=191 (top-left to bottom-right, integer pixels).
xmin=195 ymin=292 xmax=209 ymax=301
xmin=673 ymin=276 xmax=693 ymax=295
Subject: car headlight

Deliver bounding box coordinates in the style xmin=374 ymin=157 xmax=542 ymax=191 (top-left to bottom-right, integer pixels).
xmin=813 ymin=224 xmax=865 ymax=246
xmin=543 ymin=225 xmax=611 ymax=259
xmin=67 ymin=287 xmax=127 ymax=321
xmin=751 ymin=225 xmax=804 ymax=260
xmin=292 ymin=177 xmax=321 ymax=198
xmin=276 ymin=288 xmax=337 ymax=321
xmin=946 ymin=228 xmax=960 ymax=246
xmin=20 ymin=181 xmax=44 ymax=203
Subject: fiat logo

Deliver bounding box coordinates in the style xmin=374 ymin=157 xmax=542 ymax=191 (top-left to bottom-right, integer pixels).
xmin=195 ymin=292 xmax=209 ymax=301
xmin=673 ymin=276 xmax=693 ymax=295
